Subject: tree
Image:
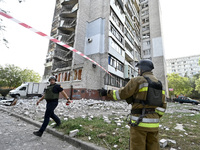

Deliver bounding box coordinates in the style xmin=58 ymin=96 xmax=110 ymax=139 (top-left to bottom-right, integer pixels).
xmin=0 ymin=64 xmax=41 ymax=88
xmin=167 ymin=73 xmax=193 ymax=97
xmin=188 ymin=73 xmax=200 ymax=99
xmin=195 ymin=78 xmax=200 ymax=93
xmin=0 ymin=0 xmax=24 ymax=48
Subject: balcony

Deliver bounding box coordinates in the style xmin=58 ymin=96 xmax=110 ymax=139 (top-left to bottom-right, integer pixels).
xmin=61 ymin=0 xmax=78 ymax=5
xmin=52 ymin=60 xmax=72 ymax=70
xmin=60 ymin=9 xmax=78 ymax=18
xmin=58 ymin=19 xmax=76 ymax=32
xmin=53 ymin=49 xmax=73 ymax=62
xmin=125 ymin=48 xmax=134 ymax=62
xmin=44 ymin=62 xmax=53 ymax=67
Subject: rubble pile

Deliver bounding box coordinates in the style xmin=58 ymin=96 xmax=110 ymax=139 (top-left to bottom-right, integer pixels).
xmin=1 ymin=99 xmax=132 ymax=121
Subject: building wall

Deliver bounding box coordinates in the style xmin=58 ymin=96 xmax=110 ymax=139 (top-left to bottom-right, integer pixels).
xmin=166 ymin=55 xmax=200 ymax=77
xmin=43 ymin=0 xmax=168 ymax=99
xmin=149 ymin=0 xmax=168 ymax=95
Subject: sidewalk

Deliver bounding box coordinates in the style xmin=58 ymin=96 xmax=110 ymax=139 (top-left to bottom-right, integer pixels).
xmin=0 ymin=107 xmax=106 ymax=150
xmin=0 ymin=110 xmax=80 ymax=150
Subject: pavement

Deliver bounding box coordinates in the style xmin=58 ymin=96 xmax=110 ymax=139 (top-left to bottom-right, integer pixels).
xmin=0 ymin=110 xmax=81 ymax=150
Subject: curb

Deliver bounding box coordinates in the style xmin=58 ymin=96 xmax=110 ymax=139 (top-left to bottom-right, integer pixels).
xmin=0 ymin=107 xmax=106 ymax=150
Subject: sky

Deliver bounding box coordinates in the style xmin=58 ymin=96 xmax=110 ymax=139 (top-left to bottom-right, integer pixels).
xmin=0 ymin=0 xmax=200 ymax=76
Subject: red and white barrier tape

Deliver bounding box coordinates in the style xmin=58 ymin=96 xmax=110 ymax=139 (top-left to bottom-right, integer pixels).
xmin=0 ymin=10 xmax=113 ymax=78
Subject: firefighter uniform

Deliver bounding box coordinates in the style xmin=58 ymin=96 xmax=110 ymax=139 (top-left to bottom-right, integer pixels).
xmin=107 ymin=71 xmax=166 ymax=150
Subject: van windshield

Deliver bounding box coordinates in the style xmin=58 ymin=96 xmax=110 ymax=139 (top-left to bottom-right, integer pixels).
xmin=15 ymin=84 xmax=27 ymax=90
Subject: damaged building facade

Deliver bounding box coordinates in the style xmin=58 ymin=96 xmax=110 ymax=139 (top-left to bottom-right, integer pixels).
xmin=43 ymin=0 xmax=168 ymax=99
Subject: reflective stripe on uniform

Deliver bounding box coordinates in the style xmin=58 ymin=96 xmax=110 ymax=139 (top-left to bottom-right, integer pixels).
xmin=139 ymin=83 xmax=148 ymax=90
xmin=131 ymin=116 xmax=159 ymax=123
xmin=156 ymin=107 xmax=166 ymax=112
xmin=131 ymin=120 xmax=159 ymax=128
xmin=155 ymin=110 xmax=164 ymax=115
xmin=139 ymin=83 xmax=148 ymax=93
xmin=155 ymin=107 xmax=166 ymax=116
xmin=162 ymin=90 xmax=165 ymax=95
xmin=139 ymin=87 xmax=148 ymax=92
xmin=113 ymin=90 xmax=117 ymax=100
xmin=115 ymin=90 xmax=120 ymax=100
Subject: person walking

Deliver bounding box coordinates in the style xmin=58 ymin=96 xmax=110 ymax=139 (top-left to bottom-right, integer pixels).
xmin=99 ymin=59 xmax=167 ymax=150
xmin=33 ymin=76 xmax=71 ymax=137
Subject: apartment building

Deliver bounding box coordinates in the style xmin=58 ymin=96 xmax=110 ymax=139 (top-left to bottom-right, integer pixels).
xmin=43 ymin=0 xmax=168 ymax=99
xmin=140 ymin=0 xmax=168 ymax=95
xmin=166 ymin=55 xmax=200 ymax=77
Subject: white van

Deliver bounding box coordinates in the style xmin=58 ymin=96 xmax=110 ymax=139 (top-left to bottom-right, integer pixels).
xmin=9 ymin=82 xmax=48 ymax=98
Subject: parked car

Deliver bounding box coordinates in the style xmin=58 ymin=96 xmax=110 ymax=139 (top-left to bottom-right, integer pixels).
xmin=174 ymin=96 xmax=199 ymax=105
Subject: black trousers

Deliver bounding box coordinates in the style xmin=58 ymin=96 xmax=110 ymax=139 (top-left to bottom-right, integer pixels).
xmin=39 ymin=100 xmax=60 ymax=133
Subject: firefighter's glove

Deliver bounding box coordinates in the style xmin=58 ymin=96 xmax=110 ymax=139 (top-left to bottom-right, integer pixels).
xmin=99 ymin=88 xmax=108 ymax=97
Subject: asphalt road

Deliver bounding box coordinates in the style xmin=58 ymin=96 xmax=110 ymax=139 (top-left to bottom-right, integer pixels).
xmin=0 ymin=110 xmax=81 ymax=150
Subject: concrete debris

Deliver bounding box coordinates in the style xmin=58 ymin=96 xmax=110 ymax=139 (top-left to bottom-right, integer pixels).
xmin=117 ymin=123 xmax=121 ymax=126
xmin=51 ymin=123 xmax=56 ymax=126
xmin=174 ymin=124 xmax=185 ymax=131
xmin=88 ymin=136 xmax=91 ymax=140
xmin=159 ymin=139 xmax=168 ymax=148
xmin=64 ymin=118 xmax=68 ymax=121
xmin=167 ymin=139 xmax=176 ymax=144
xmin=125 ymin=125 xmax=130 ymax=129
xmin=69 ymin=129 xmax=79 ymax=137
xmin=113 ymin=145 xmax=118 ymax=148
xmin=184 ymin=132 xmax=188 ymax=135
xmin=98 ymin=133 xmax=107 ymax=139
xmin=81 ymin=115 xmax=86 ymax=119
xmin=165 ymin=127 xmax=170 ymax=131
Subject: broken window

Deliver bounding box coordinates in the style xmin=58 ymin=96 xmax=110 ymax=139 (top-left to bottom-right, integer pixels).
xmin=55 ymin=75 xmax=58 ymax=81
xmin=78 ymin=69 xmax=82 ymax=80
xmin=64 ymin=72 xmax=67 ymax=81
xmin=74 ymin=70 xmax=77 ymax=80
xmin=67 ymin=72 xmax=71 ymax=81
xmin=58 ymin=73 xmax=61 ymax=82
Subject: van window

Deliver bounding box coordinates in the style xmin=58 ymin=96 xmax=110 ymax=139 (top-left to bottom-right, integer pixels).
xmin=20 ymin=87 xmax=26 ymax=91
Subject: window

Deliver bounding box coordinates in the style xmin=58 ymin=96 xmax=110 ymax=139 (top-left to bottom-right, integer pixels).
xmin=78 ymin=69 xmax=82 ymax=80
xmin=58 ymin=73 xmax=61 ymax=82
xmin=63 ymin=72 xmax=67 ymax=81
xmin=143 ymin=49 xmax=151 ymax=55
xmin=110 ymin=8 xmax=124 ymax=32
xmin=104 ymin=73 xmax=127 ymax=88
xmin=142 ymin=25 xmax=149 ymax=31
xmin=63 ymin=71 xmax=71 ymax=81
xmin=110 ymin=23 xmax=123 ymax=43
xmin=20 ymin=87 xmax=26 ymax=91
xmin=73 ymin=69 xmax=82 ymax=81
xmin=108 ymin=55 xmax=124 ymax=72
xmin=110 ymin=38 xmax=124 ymax=56
xmin=146 ymin=41 xmax=150 ymax=45
xmin=74 ymin=70 xmax=77 ymax=80
xmin=142 ymin=33 xmax=150 ymax=39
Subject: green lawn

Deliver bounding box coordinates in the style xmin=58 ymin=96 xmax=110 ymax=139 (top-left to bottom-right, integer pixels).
xmin=52 ymin=103 xmax=200 ymax=150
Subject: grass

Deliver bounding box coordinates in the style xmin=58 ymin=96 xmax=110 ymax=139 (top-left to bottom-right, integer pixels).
xmin=159 ymin=112 xmax=200 ymax=150
xmin=55 ymin=116 xmax=130 ymax=150
xmin=51 ymin=103 xmax=200 ymax=150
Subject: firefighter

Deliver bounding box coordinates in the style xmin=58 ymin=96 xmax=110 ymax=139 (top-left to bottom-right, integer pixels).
xmin=100 ymin=59 xmax=166 ymax=150
xmin=33 ymin=76 xmax=71 ymax=137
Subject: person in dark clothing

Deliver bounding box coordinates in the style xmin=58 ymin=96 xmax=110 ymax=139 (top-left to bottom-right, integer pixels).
xmin=33 ymin=76 xmax=71 ymax=137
